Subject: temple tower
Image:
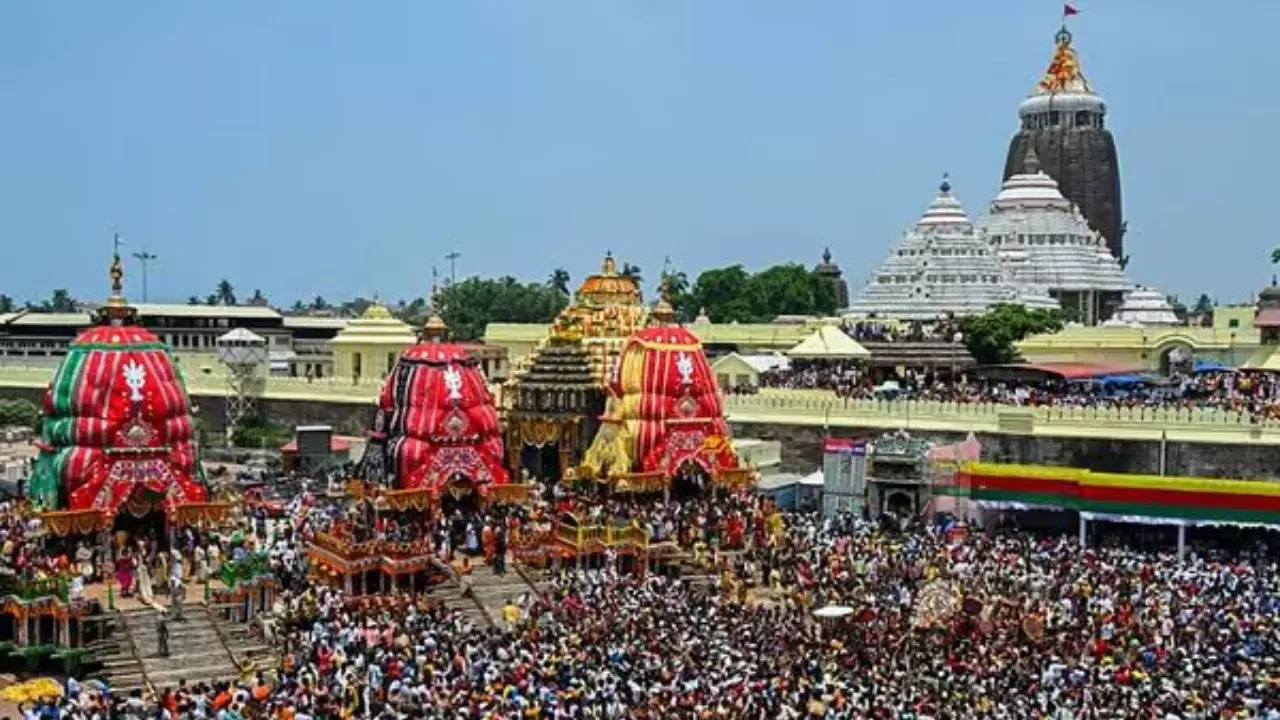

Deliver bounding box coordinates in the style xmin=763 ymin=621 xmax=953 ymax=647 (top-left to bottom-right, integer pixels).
xmin=1003 ymin=26 xmax=1123 ymax=261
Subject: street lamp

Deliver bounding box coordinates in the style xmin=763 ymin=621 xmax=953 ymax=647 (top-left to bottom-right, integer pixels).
xmin=445 ymin=251 xmax=460 ymax=286
xmin=132 ymin=249 xmax=158 ymax=302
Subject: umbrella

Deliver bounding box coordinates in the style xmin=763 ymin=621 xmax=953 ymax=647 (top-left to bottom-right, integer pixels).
xmin=812 ymin=605 xmax=855 ymax=619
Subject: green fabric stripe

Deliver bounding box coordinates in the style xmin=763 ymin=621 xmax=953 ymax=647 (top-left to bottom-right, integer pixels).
xmin=50 ymin=349 xmax=86 ymax=416
xmin=972 ymin=489 xmax=1280 ymax=525
xmin=27 ymin=453 xmax=60 ymax=509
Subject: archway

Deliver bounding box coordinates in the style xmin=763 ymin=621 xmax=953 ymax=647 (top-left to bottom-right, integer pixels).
xmin=1158 ymin=343 xmax=1193 ymax=376
xmin=886 ymin=490 xmax=915 ymax=518
xmin=111 ymin=487 xmax=168 ymax=552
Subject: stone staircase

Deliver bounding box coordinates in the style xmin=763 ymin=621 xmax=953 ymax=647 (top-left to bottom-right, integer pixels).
xmin=429 ymin=562 xmax=550 ymax=629
xmin=106 ymin=605 xmax=241 ymax=693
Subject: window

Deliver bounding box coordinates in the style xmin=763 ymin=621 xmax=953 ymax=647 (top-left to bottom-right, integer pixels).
xmin=1229 ymin=318 xmax=1240 ymax=329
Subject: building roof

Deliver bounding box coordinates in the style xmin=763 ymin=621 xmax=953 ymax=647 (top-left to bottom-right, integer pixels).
xmin=1106 ymin=286 xmax=1179 ymax=326
xmin=329 ymin=303 xmax=417 ymax=346
xmin=787 ymin=325 xmax=870 ymax=359
xmin=975 ymin=361 xmax=1143 ymax=381
xmin=133 ymin=303 xmax=283 ymax=319
xmin=982 ymin=149 xmax=1130 ymax=294
xmin=217 ymin=327 xmax=266 ymax=344
xmin=848 ymin=176 xmax=1059 ymax=320
xmin=0 ymin=311 xmax=89 ymax=327
xmin=281 ymin=316 xmax=350 ymax=330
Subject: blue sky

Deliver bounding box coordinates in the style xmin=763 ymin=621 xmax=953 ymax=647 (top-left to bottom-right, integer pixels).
xmin=1 ymin=2 xmax=1276 ymax=307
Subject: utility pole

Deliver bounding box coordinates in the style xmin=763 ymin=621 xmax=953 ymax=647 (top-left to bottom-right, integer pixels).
xmin=132 ymin=248 xmax=158 ymax=302
xmin=444 ymin=251 xmax=460 ymax=286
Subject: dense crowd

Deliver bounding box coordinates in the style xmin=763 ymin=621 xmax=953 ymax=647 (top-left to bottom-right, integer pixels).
xmin=751 ymin=364 xmax=1280 ymax=417
xmin=22 ymin=481 xmax=1279 ymax=719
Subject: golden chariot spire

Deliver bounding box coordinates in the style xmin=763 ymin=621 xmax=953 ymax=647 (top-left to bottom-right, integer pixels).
xmin=97 ymin=233 xmax=137 ymax=326
xmin=422 ymin=268 xmax=448 ymax=341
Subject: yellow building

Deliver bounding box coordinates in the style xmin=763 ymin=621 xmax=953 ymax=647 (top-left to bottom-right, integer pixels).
xmin=1017 ymin=307 xmax=1260 ymax=373
xmin=329 ymin=304 xmax=417 ymax=383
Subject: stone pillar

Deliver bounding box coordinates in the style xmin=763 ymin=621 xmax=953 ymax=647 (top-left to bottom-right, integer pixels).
xmin=60 ymin=617 xmax=70 ymax=647
xmin=343 ymin=572 xmax=352 ymax=595
xmin=1078 ymin=515 xmax=1088 ymax=548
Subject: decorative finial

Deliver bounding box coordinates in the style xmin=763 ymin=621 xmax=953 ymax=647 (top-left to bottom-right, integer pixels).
xmin=822 ymin=246 xmax=832 ymax=264
xmin=939 ymin=173 xmax=951 ymax=194
xmin=602 ymin=251 xmax=616 ymax=275
xmin=650 ymin=276 xmax=677 ymax=326
xmin=1055 ymin=25 xmax=1072 ymax=47
xmin=423 ymin=268 xmax=447 ymax=341
xmin=96 ymin=232 xmax=137 ymax=326
xmin=1023 ymin=143 xmax=1041 ymax=174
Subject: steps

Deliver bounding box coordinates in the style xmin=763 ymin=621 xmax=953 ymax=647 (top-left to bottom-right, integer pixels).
xmin=113 ymin=605 xmax=241 ymax=693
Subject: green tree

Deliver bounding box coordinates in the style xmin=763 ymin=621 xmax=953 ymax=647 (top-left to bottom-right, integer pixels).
xmin=215 ymin=279 xmax=236 ymax=306
xmin=0 ymin=398 xmax=40 ymax=430
xmin=439 ymin=276 xmax=568 ymax=341
xmin=1192 ymin=293 xmax=1214 ymax=316
xmin=187 ymin=295 xmax=201 ymax=306
xmin=205 ymin=293 xmax=219 ymax=306
xmin=248 ymin=288 xmax=268 ymax=306
xmin=958 ymin=304 xmax=1064 ymax=365
xmin=1272 ymin=248 xmax=1280 ymax=265
xmin=42 ymin=289 xmax=76 ymax=313
xmin=311 ymin=296 xmax=329 ymax=311
xmin=689 ymin=265 xmax=751 ymax=322
xmin=620 ymin=263 xmax=642 ymax=285
xmin=0 ymin=294 xmax=13 ymax=313
xmin=290 ymin=299 xmax=305 ymax=313
xmin=548 ymin=268 xmax=571 ymax=300
xmin=659 ymin=268 xmax=695 ymax=322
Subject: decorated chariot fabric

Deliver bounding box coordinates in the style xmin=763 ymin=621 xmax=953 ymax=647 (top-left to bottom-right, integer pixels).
xmin=28 ymin=324 xmax=207 ymax=514
xmin=358 ymin=341 xmax=508 ymax=493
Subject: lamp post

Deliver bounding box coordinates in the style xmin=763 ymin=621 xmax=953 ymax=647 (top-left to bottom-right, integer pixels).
xmin=132 ymin=249 xmax=158 ymax=302
xmin=445 ymin=251 xmax=460 ymax=286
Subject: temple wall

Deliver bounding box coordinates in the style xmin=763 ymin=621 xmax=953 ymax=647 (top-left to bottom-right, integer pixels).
xmin=730 ymin=420 xmax=1280 ymax=481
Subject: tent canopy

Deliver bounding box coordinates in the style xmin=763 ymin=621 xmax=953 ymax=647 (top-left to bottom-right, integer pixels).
xmin=786 ymin=325 xmax=870 ymax=360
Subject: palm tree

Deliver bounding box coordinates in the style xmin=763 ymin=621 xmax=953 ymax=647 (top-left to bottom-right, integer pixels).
xmin=248 ymin=288 xmax=268 ymax=306
xmin=311 ymin=296 xmax=329 ymax=311
xmin=187 ymin=295 xmax=201 ymax=306
xmin=215 ymin=279 xmax=236 ymax=306
xmin=548 ymin=268 xmax=571 ymax=298
xmin=621 ymin=263 xmax=642 ymax=285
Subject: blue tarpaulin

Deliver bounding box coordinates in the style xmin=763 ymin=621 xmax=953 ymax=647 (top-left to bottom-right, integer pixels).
xmin=1192 ymin=360 xmax=1232 ymax=373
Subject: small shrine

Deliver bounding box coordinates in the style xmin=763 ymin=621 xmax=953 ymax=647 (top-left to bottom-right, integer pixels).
xmin=579 ymin=285 xmax=754 ymax=495
xmin=504 ymin=252 xmax=649 ymax=483
xmin=866 ymin=430 xmax=933 ymax=521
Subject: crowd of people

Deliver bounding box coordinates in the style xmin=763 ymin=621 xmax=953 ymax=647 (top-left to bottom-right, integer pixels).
xmin=16 ymin=478 xmax=1277 ymax=719
xmin=750 ymin=362 xmax=1280 ymax=418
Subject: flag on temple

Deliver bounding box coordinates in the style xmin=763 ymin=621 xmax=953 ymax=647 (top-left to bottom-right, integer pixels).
xmin=1064 ymin=3 xmax=1079 ymax=16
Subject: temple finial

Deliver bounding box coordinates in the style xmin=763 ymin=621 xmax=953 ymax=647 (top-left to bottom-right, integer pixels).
xmin=97 ymin=232 xmax=136 ymax=326
xmin=939 ymin=172 xmax=951 ymax=194
xmin=602 ymin=250 xmax=617 ymax=275
xmin=822 ymin=246 xmax=832 ymax=264
xmin=650 ymin=275 xmax=677 ymax=326
xmin=423 ymin=267 xmax=447 ymax=341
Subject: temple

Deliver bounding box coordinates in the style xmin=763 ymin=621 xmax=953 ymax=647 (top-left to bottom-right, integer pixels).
xmin=502 ymin=252 xmax=648 ymax=483
xmin=812 ymin=247 xmax=850 ymax=310
xmin=1106 ymin=286 xmax=1180 ymax=326
xmin=982 ymin=146 xmax=1130 ymax=324
xmin=1003 ymin=25 xmax=1123 ymax=260
xmin=847 ymin=175 xmax=1058 ymax=320
xmin=579 ymin=286 xmax=753 ymax=494
xmin=357 ymin=299 xmax=511 ymax=503
xmin=29 ymin=246 xmax=219 ymax=534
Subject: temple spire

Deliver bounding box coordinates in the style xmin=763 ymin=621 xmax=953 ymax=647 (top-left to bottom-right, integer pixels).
xmin=650 ymin=276 xmax=677 ymax=326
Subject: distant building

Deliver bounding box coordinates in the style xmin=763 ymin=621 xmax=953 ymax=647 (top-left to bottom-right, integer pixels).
xmin=812 ymin=248 xmax=850 ymax=310
xmin=1003 ymin=25 xmax=1124 ymax=260
xmin=0 ymin=304 xmax=348 ymax=378
xmin=982 ymin=146 xmax=1130 ymax=325
xmin=847 ymin=175 xmax=1058 ymax=320
xmin=1105 ymin=286 xmax=1179 ymax=327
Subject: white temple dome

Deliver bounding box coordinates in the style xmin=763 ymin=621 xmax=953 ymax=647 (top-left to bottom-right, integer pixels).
xmin=846 ymin=175 xmax=1060 ymax=320
xmin=1108 ymin=285 xmax=1179 ymax=326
